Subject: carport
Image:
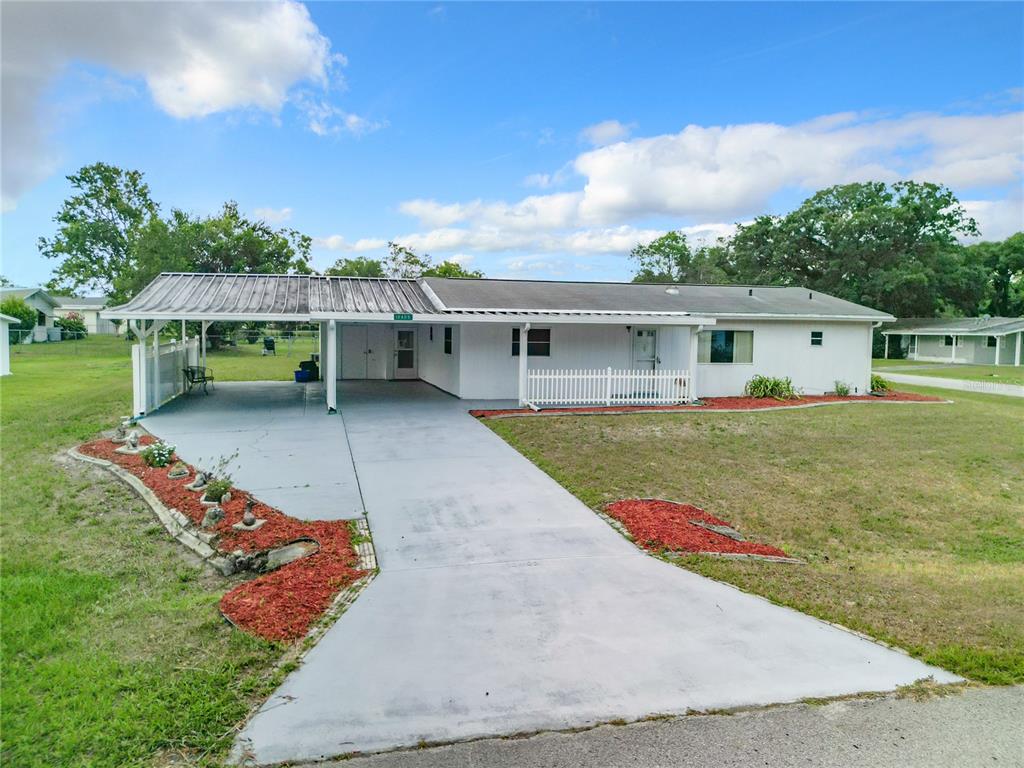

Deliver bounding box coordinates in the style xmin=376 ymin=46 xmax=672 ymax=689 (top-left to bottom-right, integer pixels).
xmin=103 ymin=272 xmax=445 ymax=417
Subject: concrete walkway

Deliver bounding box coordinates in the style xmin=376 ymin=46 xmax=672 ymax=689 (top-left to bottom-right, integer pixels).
xmin=218 ymin=381 xmax=959 ymax=765
xmin=874 ymin=370 xmax=1024 ymax=397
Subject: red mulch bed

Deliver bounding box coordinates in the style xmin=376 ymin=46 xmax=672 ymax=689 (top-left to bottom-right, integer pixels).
xmin=469 ymin=390 xmax=942 ymax=418
xmin=605 ymin=498 xmax=789 ymax=558
xmin=78 ymin=437 xmax=367 ymax=643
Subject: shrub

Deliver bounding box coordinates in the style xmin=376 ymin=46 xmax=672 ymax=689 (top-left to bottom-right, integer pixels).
xmin=140 ymin=441 xmax=175 ymax=468
xmin=1 ymin=297 xmax=36 ymax=341
xmin=203 ymin=478 xmax=232 ymax=502
xmin=833 ymin=380 xmax=851 ymax=397
xmin=744 ymin=375 xmax=799 ymax=400
xmin=55 ymin=312 xmax=88 ymax=338
xmin=871 ymin=373 xmax=891 ymax=393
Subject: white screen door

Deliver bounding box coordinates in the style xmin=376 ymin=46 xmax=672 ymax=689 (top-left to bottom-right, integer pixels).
xmin=393 ymin=328 xmax=417 ymax=379
xmin=632 ymin=329 xmax=658 ymax=369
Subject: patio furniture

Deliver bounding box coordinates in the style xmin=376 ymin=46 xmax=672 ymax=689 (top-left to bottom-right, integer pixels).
xmin=262 ymin=337 xmax=276 ymax=356
xmin=183 ymin=365 xmax=215 ymax=395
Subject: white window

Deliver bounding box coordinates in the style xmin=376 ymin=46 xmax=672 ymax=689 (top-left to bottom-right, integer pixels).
xmin=698 ymin=330 xmax=753 ymax=363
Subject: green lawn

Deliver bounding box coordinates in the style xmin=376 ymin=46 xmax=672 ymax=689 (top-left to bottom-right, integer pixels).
xmin=1 ymin=337 xmax=294 ymax=767
xmin=488 ymin=389 xmax=1024 ymax=685
xmin=873 ymin=360 xmax=1024 ymax=387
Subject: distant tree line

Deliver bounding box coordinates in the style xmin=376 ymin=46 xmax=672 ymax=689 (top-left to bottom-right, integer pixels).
xmin=630 ymin=181 xmax=1023 ymax=320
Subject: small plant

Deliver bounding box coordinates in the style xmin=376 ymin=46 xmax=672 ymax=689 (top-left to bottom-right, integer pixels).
xmin=744 ymin=375 xmax=798 ymax=400
xmin=203 ymin=478 xmax=233 ymax=503
xmin=55 ymin=312 xmax=88 ymax=338
xmin=833 ymin=380 xmax=850 ymax=397
xmin=871 ymin=373 xmax=891 ymax=393
xmin=140 ymin=441 xmax=175 ymax=467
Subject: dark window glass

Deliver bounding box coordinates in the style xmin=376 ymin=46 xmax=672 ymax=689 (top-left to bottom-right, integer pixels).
xmin=512 ymin=328 xmax=550 ymax=357
xmin=944 ymin=335 xmax=954 ymax=346
xmin=811 ymin=331 xmax=823 ymax=346
xmin=987 ymin=336 xmax=997 ymax=347
xmin=444 ymin=327 xmax=452 ymax=354
xmin=429 ymin=326 xmax=433 ymax=342
xmin=710 ymin=330 xmax=734 ymax=363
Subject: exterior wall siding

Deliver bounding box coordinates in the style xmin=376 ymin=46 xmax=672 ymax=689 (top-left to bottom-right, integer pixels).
xmin=419 ymin=323 xmax=461 ymax=396
xmin=454 ymin=320 xmax=870 ymax=400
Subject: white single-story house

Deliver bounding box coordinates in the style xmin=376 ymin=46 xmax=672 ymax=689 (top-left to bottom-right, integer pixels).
xmin=881 ymin=317 xmax=1024 ymax=366
xmin=0 ymin=313 xmax=17 ymax=376
xmin=0 ymin=287 xmax=60 ymax=342
xmin=53 ymin=295 xmax=120 ymax=335
xmin=104 ymin=273 xmax=893 ymax=416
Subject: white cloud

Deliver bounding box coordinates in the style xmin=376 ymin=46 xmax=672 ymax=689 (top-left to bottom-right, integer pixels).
xmin=962 ymin=198 xmax=1024 ymax=242
xmin=253 ymin=206 xmax=293 ymax=224
xmin=579 ymin=119 xmax=633 ymax=147
xmin=314 ymin=235 xmax=388 ymax=252
xmin=448 ymin=253 xmax=475 ymax=265
xmin=296 ymin=95 xmax=386 ymax=137
xmin=1 ymin=0 xmax=344 ymax=210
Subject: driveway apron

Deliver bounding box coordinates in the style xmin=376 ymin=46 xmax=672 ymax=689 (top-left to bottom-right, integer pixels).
xmin=226 ymin=381 xmax=958 ymax=765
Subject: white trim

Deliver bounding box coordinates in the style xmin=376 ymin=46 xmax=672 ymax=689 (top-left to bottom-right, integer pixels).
xmin=882 ymin=327 xmax=1024 ymax=338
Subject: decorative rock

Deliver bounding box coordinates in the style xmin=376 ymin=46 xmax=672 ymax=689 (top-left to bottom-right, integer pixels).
xmin=201 ymin=505 xmax=225 ymax=529
xmin=688 ymin=519 xmax=746 ymax=542
xmin=185 ymin=471 xmax=208 ymax=491
xmin=232 ymin=518 xmax=266 ymax=531
xmin=114 ymin=429 xmax=144 ymax=455
xmin=167 ymin=461 xmax=190 ymax=479
xmin=264 ymin=540 xmax=319 ymax=571
xmin=111 ymin=423 xmax=128 ymax=444
xmin=221 ymin=491 xmax=232 ymax=504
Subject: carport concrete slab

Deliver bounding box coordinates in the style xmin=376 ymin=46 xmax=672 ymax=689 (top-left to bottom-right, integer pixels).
xmin=235 ymin=381 xmax=959 ymax=765
xmin=142 ymin=381 xmax=363 ymax=521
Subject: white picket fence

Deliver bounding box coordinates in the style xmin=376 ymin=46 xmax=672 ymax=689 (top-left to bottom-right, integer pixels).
xmin=524 ymin=367 xmax=690 ymax=408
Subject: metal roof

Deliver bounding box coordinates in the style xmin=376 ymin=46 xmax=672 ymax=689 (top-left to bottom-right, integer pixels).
xmin=881 ymin=316 xmax=1024 ymax=336
xmin=422 ymin=277 xmax=893 ymax=320
xmin=105 ymin=273 xmax=437 ymax=318
xmin=105 ymin=272 xmax=893 ymax=323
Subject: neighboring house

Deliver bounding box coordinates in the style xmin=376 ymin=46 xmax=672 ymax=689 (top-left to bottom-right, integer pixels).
xmin=53 ymin=295 xmax=120 ymax=335
xmin=0 ymin=287 xmax=60 ymax=342
xmin=881 ymin=317 xmax=1024 ymax=366
xmin=106 ymin=273 xmax=892 ymax=416
xmin=0 ymin=313 xmax=17 ymax=375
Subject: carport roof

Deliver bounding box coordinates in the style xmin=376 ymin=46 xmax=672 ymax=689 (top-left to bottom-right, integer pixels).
xmin=881 ymin=316 xmax=1024 ymax=336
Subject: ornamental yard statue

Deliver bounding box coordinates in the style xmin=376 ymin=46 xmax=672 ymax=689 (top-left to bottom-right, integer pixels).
xmin=186 ymin=470 xmax=208 ymax=491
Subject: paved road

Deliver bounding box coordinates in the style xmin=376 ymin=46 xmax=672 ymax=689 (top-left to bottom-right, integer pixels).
xmin=225 ymin=381 xmax=957 ymax=765
xmin=324 ymin=685 xmax=1024 ymax=768
xmin=873 ymin=370 xmax=1024 ymax=397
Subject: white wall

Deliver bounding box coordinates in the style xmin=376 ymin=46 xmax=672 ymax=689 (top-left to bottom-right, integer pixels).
xmin=696 ymin=320 xmax=873 ymax=397
xmin=455 ymin=319 xmax=874 ymax=400
xmin=419 ymin=323 xmax=461 ymax=396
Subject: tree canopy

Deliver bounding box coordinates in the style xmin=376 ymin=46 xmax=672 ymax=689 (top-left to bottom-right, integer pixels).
xmin=324 ymin=257 xmax=386 ymax=277
xmin=630 ymin=181 xmax=1018 ymax=319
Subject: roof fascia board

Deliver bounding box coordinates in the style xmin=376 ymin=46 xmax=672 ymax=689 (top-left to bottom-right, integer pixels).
xmin=882 ymin=328 xmax=1023 ymax=337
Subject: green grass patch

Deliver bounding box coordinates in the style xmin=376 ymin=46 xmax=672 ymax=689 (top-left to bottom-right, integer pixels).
xmin=1 ymin=337 xmax=287 ymax=766
xmin=487 ymin=387 xmax=1024 ymax=685
xmin=873 ymin=360 xmax=1024 ymax=386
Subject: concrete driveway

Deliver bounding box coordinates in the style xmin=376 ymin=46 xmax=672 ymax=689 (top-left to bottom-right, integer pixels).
xmin=153 ymin=381 xmax=958 ymax=765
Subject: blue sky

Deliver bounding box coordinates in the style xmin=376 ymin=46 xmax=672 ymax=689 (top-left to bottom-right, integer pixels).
xmin=2 ymin=1 xmax=1022 ymax=289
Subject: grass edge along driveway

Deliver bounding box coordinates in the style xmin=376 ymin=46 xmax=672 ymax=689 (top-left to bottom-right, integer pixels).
xmin=487 ymin=387 xmax=1024 ymax=685
xmin=1 ymin=338 xmax=293 ymax=768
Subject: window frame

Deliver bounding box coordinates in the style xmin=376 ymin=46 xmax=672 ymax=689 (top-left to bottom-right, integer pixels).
xmin=698 ymin=329 xmax=754 ymax=364
xmin=511 ymin=327 xmax=551 ymax=357
xmin=810 ymin=330 xmax=823 ymax=347
xmin=443 ymin=326 xmax=452 ymax=355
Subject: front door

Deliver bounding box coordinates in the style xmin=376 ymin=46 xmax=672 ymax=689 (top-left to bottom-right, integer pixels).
xmin=632 ymin=328 xmax=658 ymax=369
xmin=393 ymin=328 xmax=417 ymax=379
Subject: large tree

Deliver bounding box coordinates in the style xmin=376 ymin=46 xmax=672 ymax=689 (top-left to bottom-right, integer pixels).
xmin=629 ymin=231 xmax=729 ymax=283
xmin=725 ymin=181 xmax=985 ymax=318
xmin=324 ymin=257 xmax=386 ymax=277
xmin=966 ymin=232 xmax=1024 ymax=317
xmin=383 ymin=241 xmax=483 ymax=279
xmin=40 ymin=163 xmax=159 ymax=302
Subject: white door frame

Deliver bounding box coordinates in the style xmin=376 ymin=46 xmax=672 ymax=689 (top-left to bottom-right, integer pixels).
xmin=631 ymin=327 xmax=659 ymax=369
xmin=393 ymin=326 xmax=417 ymax=379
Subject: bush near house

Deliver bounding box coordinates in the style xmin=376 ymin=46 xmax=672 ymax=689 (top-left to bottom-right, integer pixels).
xmin=1 ymin=297 xmax=36 ymax=340
xmin=54 ymin=312 xmax=87 ymax=338
xmin=871 ymin=373 xmax=891 ymax=392
xmin=744 ymin=374 xmax=799 ymax=400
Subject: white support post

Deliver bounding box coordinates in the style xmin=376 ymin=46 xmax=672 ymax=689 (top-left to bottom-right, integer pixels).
xmin=687 ymin=325 xmax=701 ymax=402
xmin=518 ymin=322 xmax=531 ymax=407
xmin=994 ymin=335 xmax=1000 ymax=366
xmin=152 ymin=329 xmax=160 ymax=409
xmin=1016 ymin=332 xmax=1022 ymax=367
xmin=326 ymin=320 xmax=338 ymax=413
xmin=200 ymin=321 xmax=209 ymax=370
xmin=318 ymin=321 xmax=328 ymax=380
xmin=128 ymin=320 xmax=151 ymax=416
xmin=605 ymin=366 xmax=612 ymax=406
xmin=913 ymin=334 xmax=918 ymax=360
xmin=883 ymin=334 xmax=889 ymax=360
xmin=951 ymin=335 xmax=957 ymax=362
xmin=181 ymin=319 xmax=186 ymax=343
